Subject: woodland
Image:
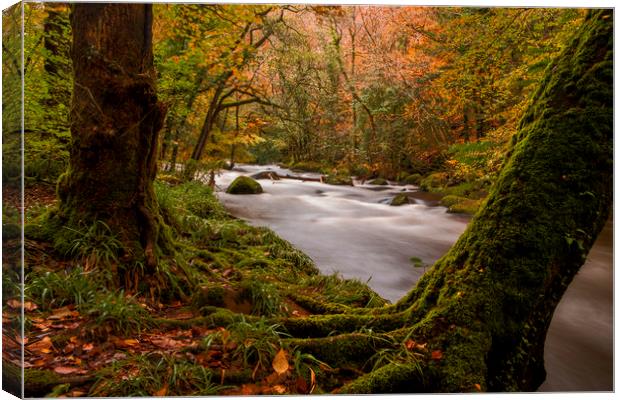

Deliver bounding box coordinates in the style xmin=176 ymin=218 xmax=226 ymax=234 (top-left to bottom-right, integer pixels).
xmin=1 ymin=3 xmax=613 ymax=396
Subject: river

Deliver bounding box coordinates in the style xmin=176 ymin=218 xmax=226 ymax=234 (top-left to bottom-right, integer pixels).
xmin=214 ymin=164 xmax=612 ymax=392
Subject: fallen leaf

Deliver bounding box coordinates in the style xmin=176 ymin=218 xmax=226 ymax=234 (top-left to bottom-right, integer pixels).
xmin=33 ymin=323 xmax=51 ymax=332
xmin=405 ymin=339 xmax=416 ymax=351
xmin=272 ymin=385 xmax=286 ymax=394
xmin=23 ymin=301 xmax=38 ymax=311
xmin=150 ymin=337 xmax=185 ymax=349
xmin=240 ymin=383 xmax=260 ymax=395
xmin=114 ymin=338 xmax=140 ymax=348
xmin=272 ymin=348 xmax=289 ymax=375
xmin=431 ymin=350 xmax=443 ymax=360
xmin=15 ymin=334 xmax=28 ymax=345
xmin=474 ymin=383 xmax=481 ymax=391
xmin=6 ymin=299 xmax=21 ymax=309
xmin=152 ymin=383 xmax=169 ymax=396
xmin=83 ymin=343 xmax=94 ymax=351
xmin=49 ymin=307 xmax=79 ymax=321
xmin=27 ymin=336 xmax=53 ymax=353
xmin=50 ymin=322 xmax=81 ymax=330
xmin=54 ymin=366 xmax=80 ymax=375
xmin=310 ymin=368 xmax=316 ymax=393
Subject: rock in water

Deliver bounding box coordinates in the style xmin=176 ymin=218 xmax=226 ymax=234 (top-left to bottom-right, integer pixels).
xmin=390 ymin=193 xmax=410 ymax=206
xmin=226 ymin=176 xmax=263 ymax=194
xmin=368 ymin=178 xmax=388 ymax=185
xmin=250 ymin=171 xmax=280 ymax=180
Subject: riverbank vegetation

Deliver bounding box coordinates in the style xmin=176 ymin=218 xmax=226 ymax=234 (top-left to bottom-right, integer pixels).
xmin=2 ymin=4 xmax=612 ymax=396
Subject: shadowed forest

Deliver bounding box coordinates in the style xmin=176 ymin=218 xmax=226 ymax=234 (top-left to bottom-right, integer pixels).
xmin=2 ymin=3 xmax=613 ymax=397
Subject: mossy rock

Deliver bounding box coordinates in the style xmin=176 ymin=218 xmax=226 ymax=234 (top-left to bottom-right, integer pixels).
xmin=226 ymin=176 xmax=263 ymax=194
xmin=404 ymin=174 xmax=423 ymax=185
xmin=368 ymin=178 xmax=388 ymax=185
xmin=439 ymin=195 xmax=467 ymax=208
xmin=419 ymin=172 xmax=449 ymax=192
xmin=390 ymin=193 xmax=410 ymax=206
xmin=323 ymin=175 xmax=353 ymax=186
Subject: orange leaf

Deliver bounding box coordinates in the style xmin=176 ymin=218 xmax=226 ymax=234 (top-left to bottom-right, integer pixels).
xmin=49 ymin=307 xmax=79 ymax=320
xmin=310 ymin=368 xmax=316 ymax=393
xmin=405 ymin=339 xmax=416 ymax=351
xmin=83 ymin=343 xmax=94 ymax=351
xmin=6 ymin=299 xmax=21 ymax=309
xmin=15 ymin=334 xmax=28 ymax=345
xmin=431 ymin=350 xmax=443 ymax=360
xmin=153 ymin=383 xmax=169 ymax=396
xmin=27 ymin=336 xmax=53 ymax=353
xmin=474 ymin=383 xmax=481 ymax=391
xmin=272 ymin=348 xmax=289 ymax=375
xmin=272 ymin=385 xmax=286 ymax=394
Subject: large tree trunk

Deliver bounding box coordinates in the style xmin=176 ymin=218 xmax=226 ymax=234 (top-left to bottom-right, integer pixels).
xmin=56 ymin=4 xmax=167 ymax=273
xmin=339 ymin=9 xmax=613 ymax=392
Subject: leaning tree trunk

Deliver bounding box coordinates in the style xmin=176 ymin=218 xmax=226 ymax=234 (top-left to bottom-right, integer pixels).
xmin=276 ymin=10 xmax=613 ymax=393
xmin=56 ymin=4 xmax=167 ymax=274
xmin=343 ymin=10 xmax=612 ymax=392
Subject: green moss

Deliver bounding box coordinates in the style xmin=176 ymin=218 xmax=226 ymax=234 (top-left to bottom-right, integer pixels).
xmin=420 ymin=173 xmax=449 ymax=192
xmin=447 ymin=199 xmax=481 ymax=215
xmin=192 ymin=285 xmax=226 ymax=308
xmin=390 ymin=193 xmax=409 ymax=206
xmin=226 ymin=176 xmax=263 ymax=194
xmin=340 ymin=362 xmax=428 ymax=393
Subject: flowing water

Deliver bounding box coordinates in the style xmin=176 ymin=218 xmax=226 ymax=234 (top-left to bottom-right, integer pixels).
xmin=214 ymin=164 xmax=613 ymax=391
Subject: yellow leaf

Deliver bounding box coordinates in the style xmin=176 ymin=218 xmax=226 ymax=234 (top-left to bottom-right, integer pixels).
xmin=272 ymin=348 xmax=289 ymax=375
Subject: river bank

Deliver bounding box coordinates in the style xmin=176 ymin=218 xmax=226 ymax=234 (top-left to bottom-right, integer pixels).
xmin=215 ymin=164 xmax=613 ymax=391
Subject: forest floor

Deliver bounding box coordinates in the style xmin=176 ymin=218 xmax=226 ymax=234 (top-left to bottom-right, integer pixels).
xmin=3 ymin=177 xmax=406 ymax=397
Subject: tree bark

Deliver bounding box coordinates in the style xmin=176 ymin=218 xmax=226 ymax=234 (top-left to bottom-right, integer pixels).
xmin=57 ymin=4 xmax=167 ymax=273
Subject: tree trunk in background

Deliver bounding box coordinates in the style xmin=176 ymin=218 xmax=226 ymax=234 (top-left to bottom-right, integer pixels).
xmin=343 ymin=9 xmax=612 ymax=393
xmin=57 ymin=4 xmax=167 ymax=273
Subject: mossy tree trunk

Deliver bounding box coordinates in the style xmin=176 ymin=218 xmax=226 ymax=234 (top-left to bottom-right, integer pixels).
xmin=287 ymin=10 xmax=612 ymax=393
xmin=56 ymin=4 xmax=167 ymax=273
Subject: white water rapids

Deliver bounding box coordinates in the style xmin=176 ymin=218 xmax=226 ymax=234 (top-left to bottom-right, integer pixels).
xmin=214 ymin=164 xmax=612 ymax=391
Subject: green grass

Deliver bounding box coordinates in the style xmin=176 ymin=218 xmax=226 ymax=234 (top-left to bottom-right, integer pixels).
xmin=90 ymin=354 xmax=228 ymax=396
xmin=84 ymin=290 xmax=151 ymax=336
xmin=25 ymin=267 xmax=98 ymax=311
xmin=64 ymin=220 xmax=122 ymax=270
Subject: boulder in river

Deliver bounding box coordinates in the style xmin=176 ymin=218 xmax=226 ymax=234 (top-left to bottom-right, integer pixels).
xmin=323 ymin=174 xmax=353 ymax=186
xmin=226 ymin=176 xmax=263 ymax=194
xmin=390 ymin=193 xmax=410 ymax=206
xmin=250 ymin=171 xmax=281 ymax=180
xmin=368 ymin=178 xmax=389 ymax=185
